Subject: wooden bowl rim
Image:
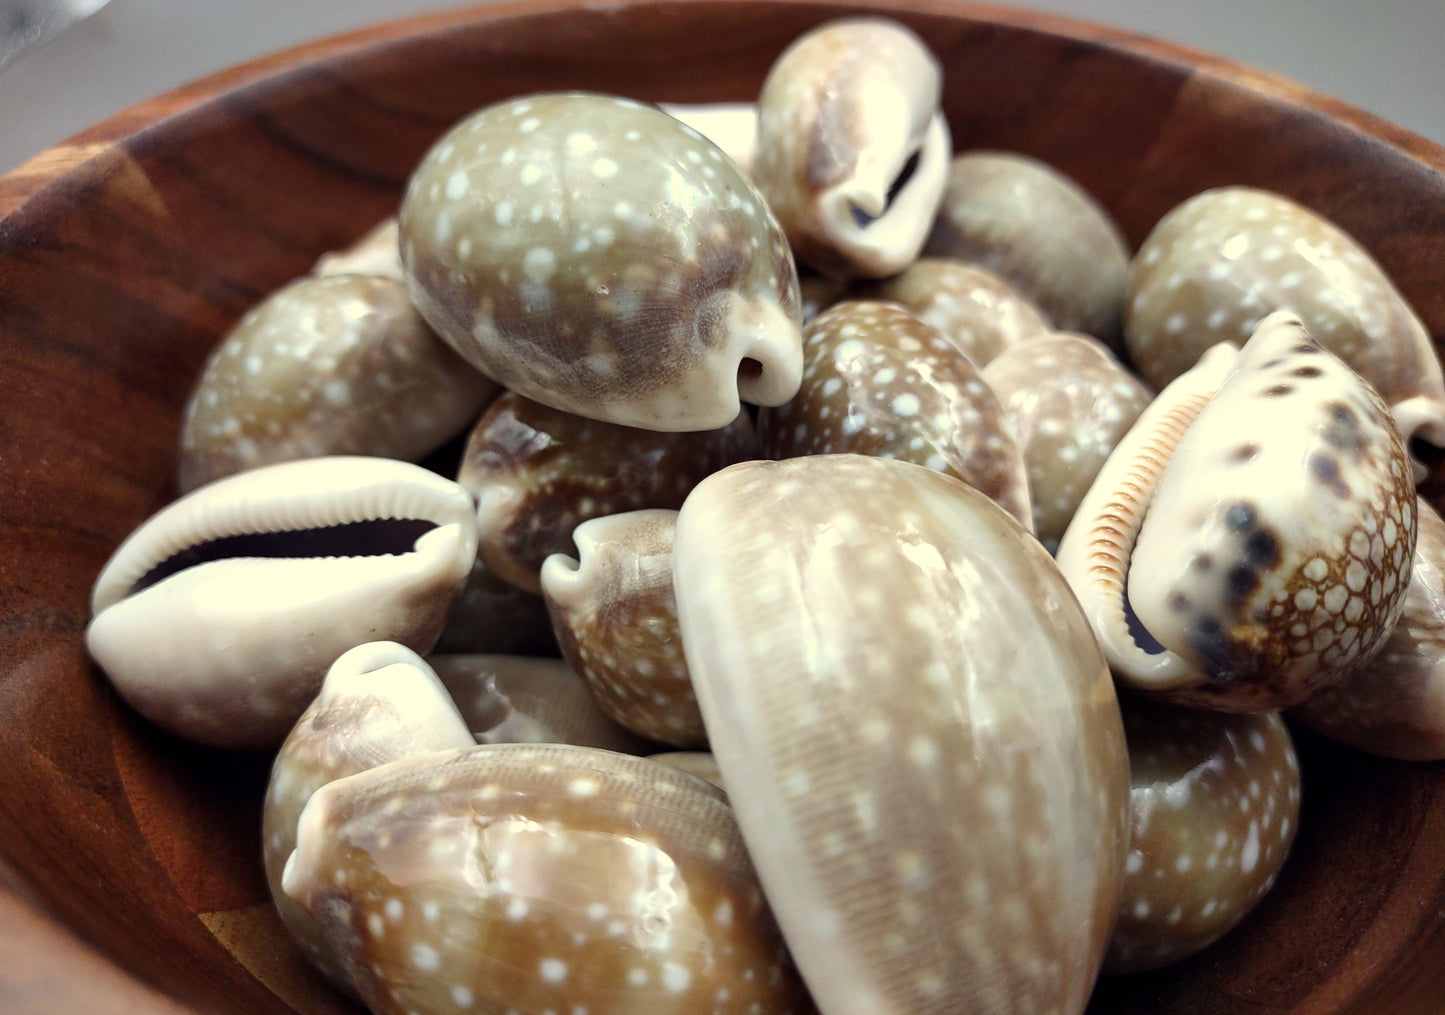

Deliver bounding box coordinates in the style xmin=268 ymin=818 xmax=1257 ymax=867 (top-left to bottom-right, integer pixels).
xmin=4 ymin=0 xmax=1445 ymax=1011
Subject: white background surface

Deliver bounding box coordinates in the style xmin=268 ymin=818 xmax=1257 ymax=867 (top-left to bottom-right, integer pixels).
xmin=1 ymin=0 xmax=1443 ymax=176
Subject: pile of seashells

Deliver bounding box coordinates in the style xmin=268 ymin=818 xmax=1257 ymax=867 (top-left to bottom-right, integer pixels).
xmin=84 ymin=15 xmax=1445 ymax=1015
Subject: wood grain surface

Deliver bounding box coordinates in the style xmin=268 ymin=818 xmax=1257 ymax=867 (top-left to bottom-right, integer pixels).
xmin=1 ymin=0 xmax=1443 ymax=1013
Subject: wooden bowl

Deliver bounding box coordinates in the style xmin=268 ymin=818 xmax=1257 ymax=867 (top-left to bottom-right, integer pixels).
xmin=3 ymin=1 xmax=1444 ymax=1012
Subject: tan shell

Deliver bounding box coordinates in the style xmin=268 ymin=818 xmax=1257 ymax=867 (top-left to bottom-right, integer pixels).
xmin=1125 ymin=186 xmax=1445 ymax=465
xmin=86 ymin=456 xmax=477 ymax=747
xmin=650 ymin=751 xmax=727 ymax=793
xmin=673 ymin=454 xmax=1128 ymax=1015
xmin=853 ymin=258 xmax=1051 ymax=367
xmin=758 ymin=300 xmax=1034 ymax=530
xmin=982 ymin=332 xmax=1152 ymax=548
xmin=924 ymin=151 xmax=1131 ymax=346
xmin=283 ymin=744 xmax=811 ymax=1015
xmin=262 ymin=642 xmax=475 ymax=990
xmin=1292 ymin=496 xmax=1445 ymax=759
xmin=458 ymin=390 xmax=757 ymax=593
xmin=428 ymin=653 xmax=649 ymax=753
xmin=753 ymin=18 xmax=950 ymax=279
xmin=401 ymin=92 xmax=804 ymax=431
xmin=178 ymin=273 xmax=497 ymax=491
xmin=1106 ymin=699 xmax=1299 ymax=974
xmin=542 ymin=509 xmax=702 ymax=747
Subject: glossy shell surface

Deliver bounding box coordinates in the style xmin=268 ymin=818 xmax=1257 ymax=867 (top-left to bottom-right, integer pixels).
xmin=758 ymin=300 xmax=1033 ymax=529
xmin=982 ymin=332 xmax=1152 ymax=547
xmin=178 ymin=274 xmax=496 ymax=492
xmin=86 ymin=456 xmax=477 ymax=747
xmin=400 ymin=91 xmax=804 ymax=431
xmin=1106 ymin=699 xmax=1299 ymax=974
xmin=283 ymin=744 xmax=810 ymax=1015
xmin=673 ymin=454 xmax=1128 ymax=1015
xmin=542 ymin=509 xmax=702 ymax=747
xmin=262 ymin=642 xmax=474 ymax=990
xmin=1126 ymin=186 xmax=1445 ymax=458
xmin=753 ymin=17 xmax=950 ymax=279
xmin=458 ymin=391 xmax=756 ymax=593
xmin=924 ymin=151 xmax=1130 ymax=345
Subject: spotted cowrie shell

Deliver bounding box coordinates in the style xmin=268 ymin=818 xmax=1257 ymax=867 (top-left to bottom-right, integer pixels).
xmin=458 ymin=390 xmax=757 ymax=593
xmin=401 ymin=92 xmax=804 ymax=431
xmin=924 ymin=151 xmax=1131 ymax=347
xmin=263 ymin=642 xmax=475 ymax=990
xmin=758 ymin=300 xmax=1033 ymax=530
xmin=1293 ymin=496 xmax=1445 ymax=759
xmin=312 ymin=217 xmax=404 ymax=280
xmin=542 ymin=509 xmax=702 ymax=747
xmin=753 ymin=18 xmax=950 ymax=280
xmin=283 ymin=744 xmax=811 ymax=1015
xmin=1105 ymin=699 xmax=1299 ymax=974
xmin=674 ymin=454 xmax=1128 ymax=1015
xmin=1126 ymin=186 xmax=1445 ymax=465
xmin=982 ymin=332 xmax=1152 ymax=548
xmin=1059 ymin=312 xmax=1416 ymax=710
xmin=853 ymin=257 xmax=1050 ymax=367
xmin=178 ymin=273 xmax=496 ymax=492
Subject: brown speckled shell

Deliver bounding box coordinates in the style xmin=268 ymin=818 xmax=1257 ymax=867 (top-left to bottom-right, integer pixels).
xmin=1125 ymin=187 xmax=1445 ymax=458
xmin=457 ymin=390 xmax=758 ymax=593
xmin=178 ymin=274 xmax=496 ymax=492
xmin=759 ymin=300 xmax=1033 ymax=530
xmin=1105 ymin=698 xmax=1299 ymax=974
xmin=924 ymin=151 xmax=1131 ymax=346
xmin=1292 ymin=497 xmax=1445 ymax=759
xmin=982 ymin=332 xmax=1152 ymax=548
xmin=542 ymin=509 xmax=702 ymax=747
xmin=284 ymin=744 xmax=811 ymax=1015
xmin=854 ymin=258 xmax=1050 ymax=367
xmin=400 ymin=92 xmax=804 ymax=431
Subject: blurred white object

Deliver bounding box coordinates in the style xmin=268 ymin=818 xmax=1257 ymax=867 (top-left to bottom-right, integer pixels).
xmin=0 ymin=0 xmax=110 ymax=69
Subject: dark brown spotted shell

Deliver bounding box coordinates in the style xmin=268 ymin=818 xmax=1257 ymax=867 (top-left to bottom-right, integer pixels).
xmin=758 ymin=300 xmax=1032 ymax=530
xmin=1106 ymin=698 xmax=1299 ymax=974
xmin=541 ymin=509 xmax=702 ymax=747
xmin=457 ymin=390 xmax=757 ymax=593
xmin=1292 ymin=496 xmax=1445 ymax=759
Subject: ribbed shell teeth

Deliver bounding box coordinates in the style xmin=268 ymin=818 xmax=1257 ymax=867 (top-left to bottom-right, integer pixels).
xmin=85 ymin=456 xmax=477 ymax=747
xmin=1057 ymin=343 xmax=1239 ymax=689
xmin=1061 ymin=311 xmax=1417 ymax=710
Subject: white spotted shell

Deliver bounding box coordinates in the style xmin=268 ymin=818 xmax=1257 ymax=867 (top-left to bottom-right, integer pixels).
xmin=401 ymin=92 xmax=804 ymax=431
xmin=674 ymin=454 xmax=1128 ymax=1015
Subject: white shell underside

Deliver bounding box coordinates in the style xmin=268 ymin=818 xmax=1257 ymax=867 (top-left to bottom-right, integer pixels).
xmin=86 ymin=457 xmax=478 ymax=747
xmin=816 ymin=113 xmax=950 ymax=277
